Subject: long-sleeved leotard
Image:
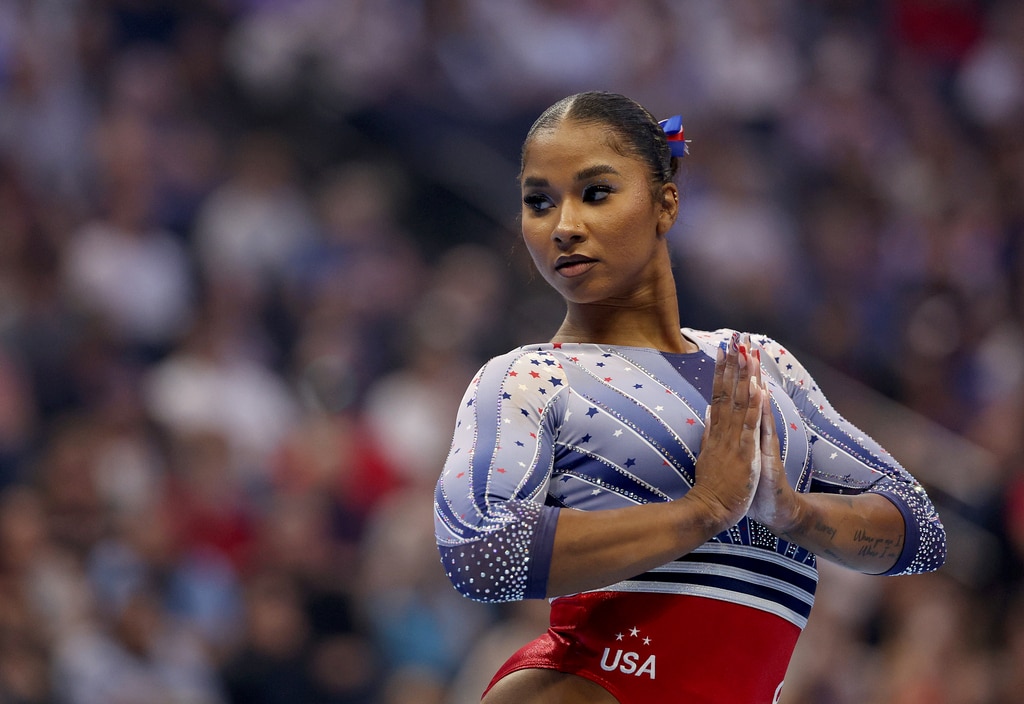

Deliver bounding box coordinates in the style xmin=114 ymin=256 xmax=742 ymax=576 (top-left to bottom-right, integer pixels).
xmin=434 ymin=328 xmax=946 ymax=702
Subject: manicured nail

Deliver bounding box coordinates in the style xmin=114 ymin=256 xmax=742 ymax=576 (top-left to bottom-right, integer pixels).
xmin=737 ymin=344 xmax=747 ymax=368
xmin=716 ymin=345 xmax=725 ymax=363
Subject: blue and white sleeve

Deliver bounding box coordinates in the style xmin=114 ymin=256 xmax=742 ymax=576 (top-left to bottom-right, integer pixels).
xmin=757 ymin=336 xmax=946 ymax=576
xmin=434 ymin=350 xmax=567 ymax=602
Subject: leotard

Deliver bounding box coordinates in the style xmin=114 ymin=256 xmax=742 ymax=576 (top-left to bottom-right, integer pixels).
xmin=434 ymin=328 xmax=946 ymax=702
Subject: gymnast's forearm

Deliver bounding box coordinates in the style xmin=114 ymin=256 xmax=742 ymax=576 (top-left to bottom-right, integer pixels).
xmin=544 ymin=494 xmax=729 ymax=598
xmin=772 ymin=492 xmax=906 ymax=574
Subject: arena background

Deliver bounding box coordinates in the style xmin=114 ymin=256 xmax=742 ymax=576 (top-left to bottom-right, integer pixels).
xmin=0 ymin=1 xmax=1021 ymax=702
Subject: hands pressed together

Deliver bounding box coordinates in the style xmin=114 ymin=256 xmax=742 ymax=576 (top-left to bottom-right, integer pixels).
xmin=685 ymin=332 xmax=906 ymax=575
xmin=545 ymin=332 xmax=906 ymax=598
xmin=688 ymin=332 xmax=801 ymax=537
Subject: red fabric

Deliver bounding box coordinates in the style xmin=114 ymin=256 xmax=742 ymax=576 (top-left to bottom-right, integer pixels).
xmin=485 ymin=591 xmax=800 ymax=704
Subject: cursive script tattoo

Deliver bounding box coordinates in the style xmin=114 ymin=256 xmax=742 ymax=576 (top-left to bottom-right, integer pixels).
xmin=813 ymin=520 xmax=838 ymax=542
xmin=853 ymin=529 xmax=904 ymax=561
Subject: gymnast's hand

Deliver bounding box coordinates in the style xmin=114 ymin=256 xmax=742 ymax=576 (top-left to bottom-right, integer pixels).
xmin=746 ymin=351 xmax=802 ymax=532
xmin=688 ymin=332 xmax=764 ymax=532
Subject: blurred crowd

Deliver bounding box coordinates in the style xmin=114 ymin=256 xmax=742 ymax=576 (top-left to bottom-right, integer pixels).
xmin=0 ymin=0 xmax=1023 ymax=702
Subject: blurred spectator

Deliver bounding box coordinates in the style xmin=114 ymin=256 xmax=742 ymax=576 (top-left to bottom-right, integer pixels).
xmin=220 ymin=571 xmax=315 ymax=704
xmin=358 ymin=482 xmax=492 ymax=691
xmin=956 ymin=1 xmax=1024 ymax=129
xmin=361 ymin=244 xmax=508 ymax=486
xmin=221 ymin=548 xmax=378 ymax=703
xmin=143 ymin=298 xmax=300 ymax=486
xmin=0 ymin=0 xmax=95 ymax=202
xmin=685 ymin=0 xmax=803 ymax=125
xmin=673 ymin=126 xmax=803 ymax=332
xmin=192 ymin=131 xmax=315 ymax=301
xmin=272 ymin=409 xmax=400 ymax=541
xmin=222 ymin=0 xmax=427 ymax=120
xmin=0 ymin=486 xmax=70 ymax=704
xmin=429 ymin=0 xmax=672 ymax=118
xmin=52 ymin=578 xmax=226 ymax=704
xmin=284 ymin=160 xmax=424 ymax=394
xmin=63 ymin=170 xmax=193 ymax=359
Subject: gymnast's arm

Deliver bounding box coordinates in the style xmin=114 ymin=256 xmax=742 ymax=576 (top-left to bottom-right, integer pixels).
xmin=435 ymin=341 xmax=767 ymax=602
xmin=747 ymin=342 xmax=946 ymax=576
xmin=545 ymin=341 xmax=780 ymax=596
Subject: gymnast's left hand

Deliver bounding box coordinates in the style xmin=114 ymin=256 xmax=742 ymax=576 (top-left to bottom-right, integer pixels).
xmin=746 ymin=353 xmax=801 ymax=532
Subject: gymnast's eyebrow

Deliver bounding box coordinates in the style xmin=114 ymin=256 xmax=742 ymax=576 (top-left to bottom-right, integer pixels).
xmin=574 ymin=164 xmax=619 ymax=181
xmin=522 ymin=164 xmax=620 ymax=189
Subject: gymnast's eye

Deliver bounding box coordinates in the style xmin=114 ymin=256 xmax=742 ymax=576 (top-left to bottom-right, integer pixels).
xmin=523 ymin=193 xmax=554 ymax=212
xmin=582 ymin=184 xmax=613 ymax=203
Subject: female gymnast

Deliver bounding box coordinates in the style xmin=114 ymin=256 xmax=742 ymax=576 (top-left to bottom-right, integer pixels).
xmin=433 ymin=91 xmax=946 ymax=704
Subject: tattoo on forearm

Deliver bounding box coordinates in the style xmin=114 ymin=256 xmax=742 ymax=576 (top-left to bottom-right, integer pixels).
xmin=813 ymin=520 xmax=837 ymax=542
xmin=853 ymin=529 xmax=904 ymax=561
xmin=785 ymin=518 xmax=903 ymax=569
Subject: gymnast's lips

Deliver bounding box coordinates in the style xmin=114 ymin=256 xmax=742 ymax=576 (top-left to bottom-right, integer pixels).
xmin=555 ymin=254 xmax=598 ymax=277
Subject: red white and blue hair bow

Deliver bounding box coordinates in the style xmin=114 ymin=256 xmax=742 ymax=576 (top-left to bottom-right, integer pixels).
xmin=659 ymin=115 xmax=689 ymax=158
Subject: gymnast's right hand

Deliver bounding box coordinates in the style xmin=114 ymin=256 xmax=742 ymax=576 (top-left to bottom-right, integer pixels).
xmin=687 ymin=332 xmax=764 ymax=533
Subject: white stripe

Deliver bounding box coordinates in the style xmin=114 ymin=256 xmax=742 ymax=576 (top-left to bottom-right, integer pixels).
xmin=548 ymin=470 xmax=649 ymax=506
xmin=434 ymin=511 xmax=465 ymax=543
xmin=691 ymin=542 xmax=819 ymax=582
xmin=649 ymin=561 xmax=814 ymax=607
xmin=595 ymin=581 xmax=809 ymax=630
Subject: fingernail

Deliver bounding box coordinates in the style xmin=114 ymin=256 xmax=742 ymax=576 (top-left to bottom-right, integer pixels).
xmin=716 ymin=346 xmax=725 ymax=363
xmin=730 ymin=332 xmax=739 ymax=352
xmin=754 ymin=348 xmax=761 ymax=363
xmin=738 ymin=344 xmax=747 ymax=367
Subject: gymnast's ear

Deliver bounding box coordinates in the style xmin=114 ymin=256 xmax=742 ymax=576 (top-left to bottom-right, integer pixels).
xmin=656 ymin=182 xmax=679 ymax=237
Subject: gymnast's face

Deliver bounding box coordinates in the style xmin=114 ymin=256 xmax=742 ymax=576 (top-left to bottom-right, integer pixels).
xmin=520 ymin=118 xmax=678 ymax=306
